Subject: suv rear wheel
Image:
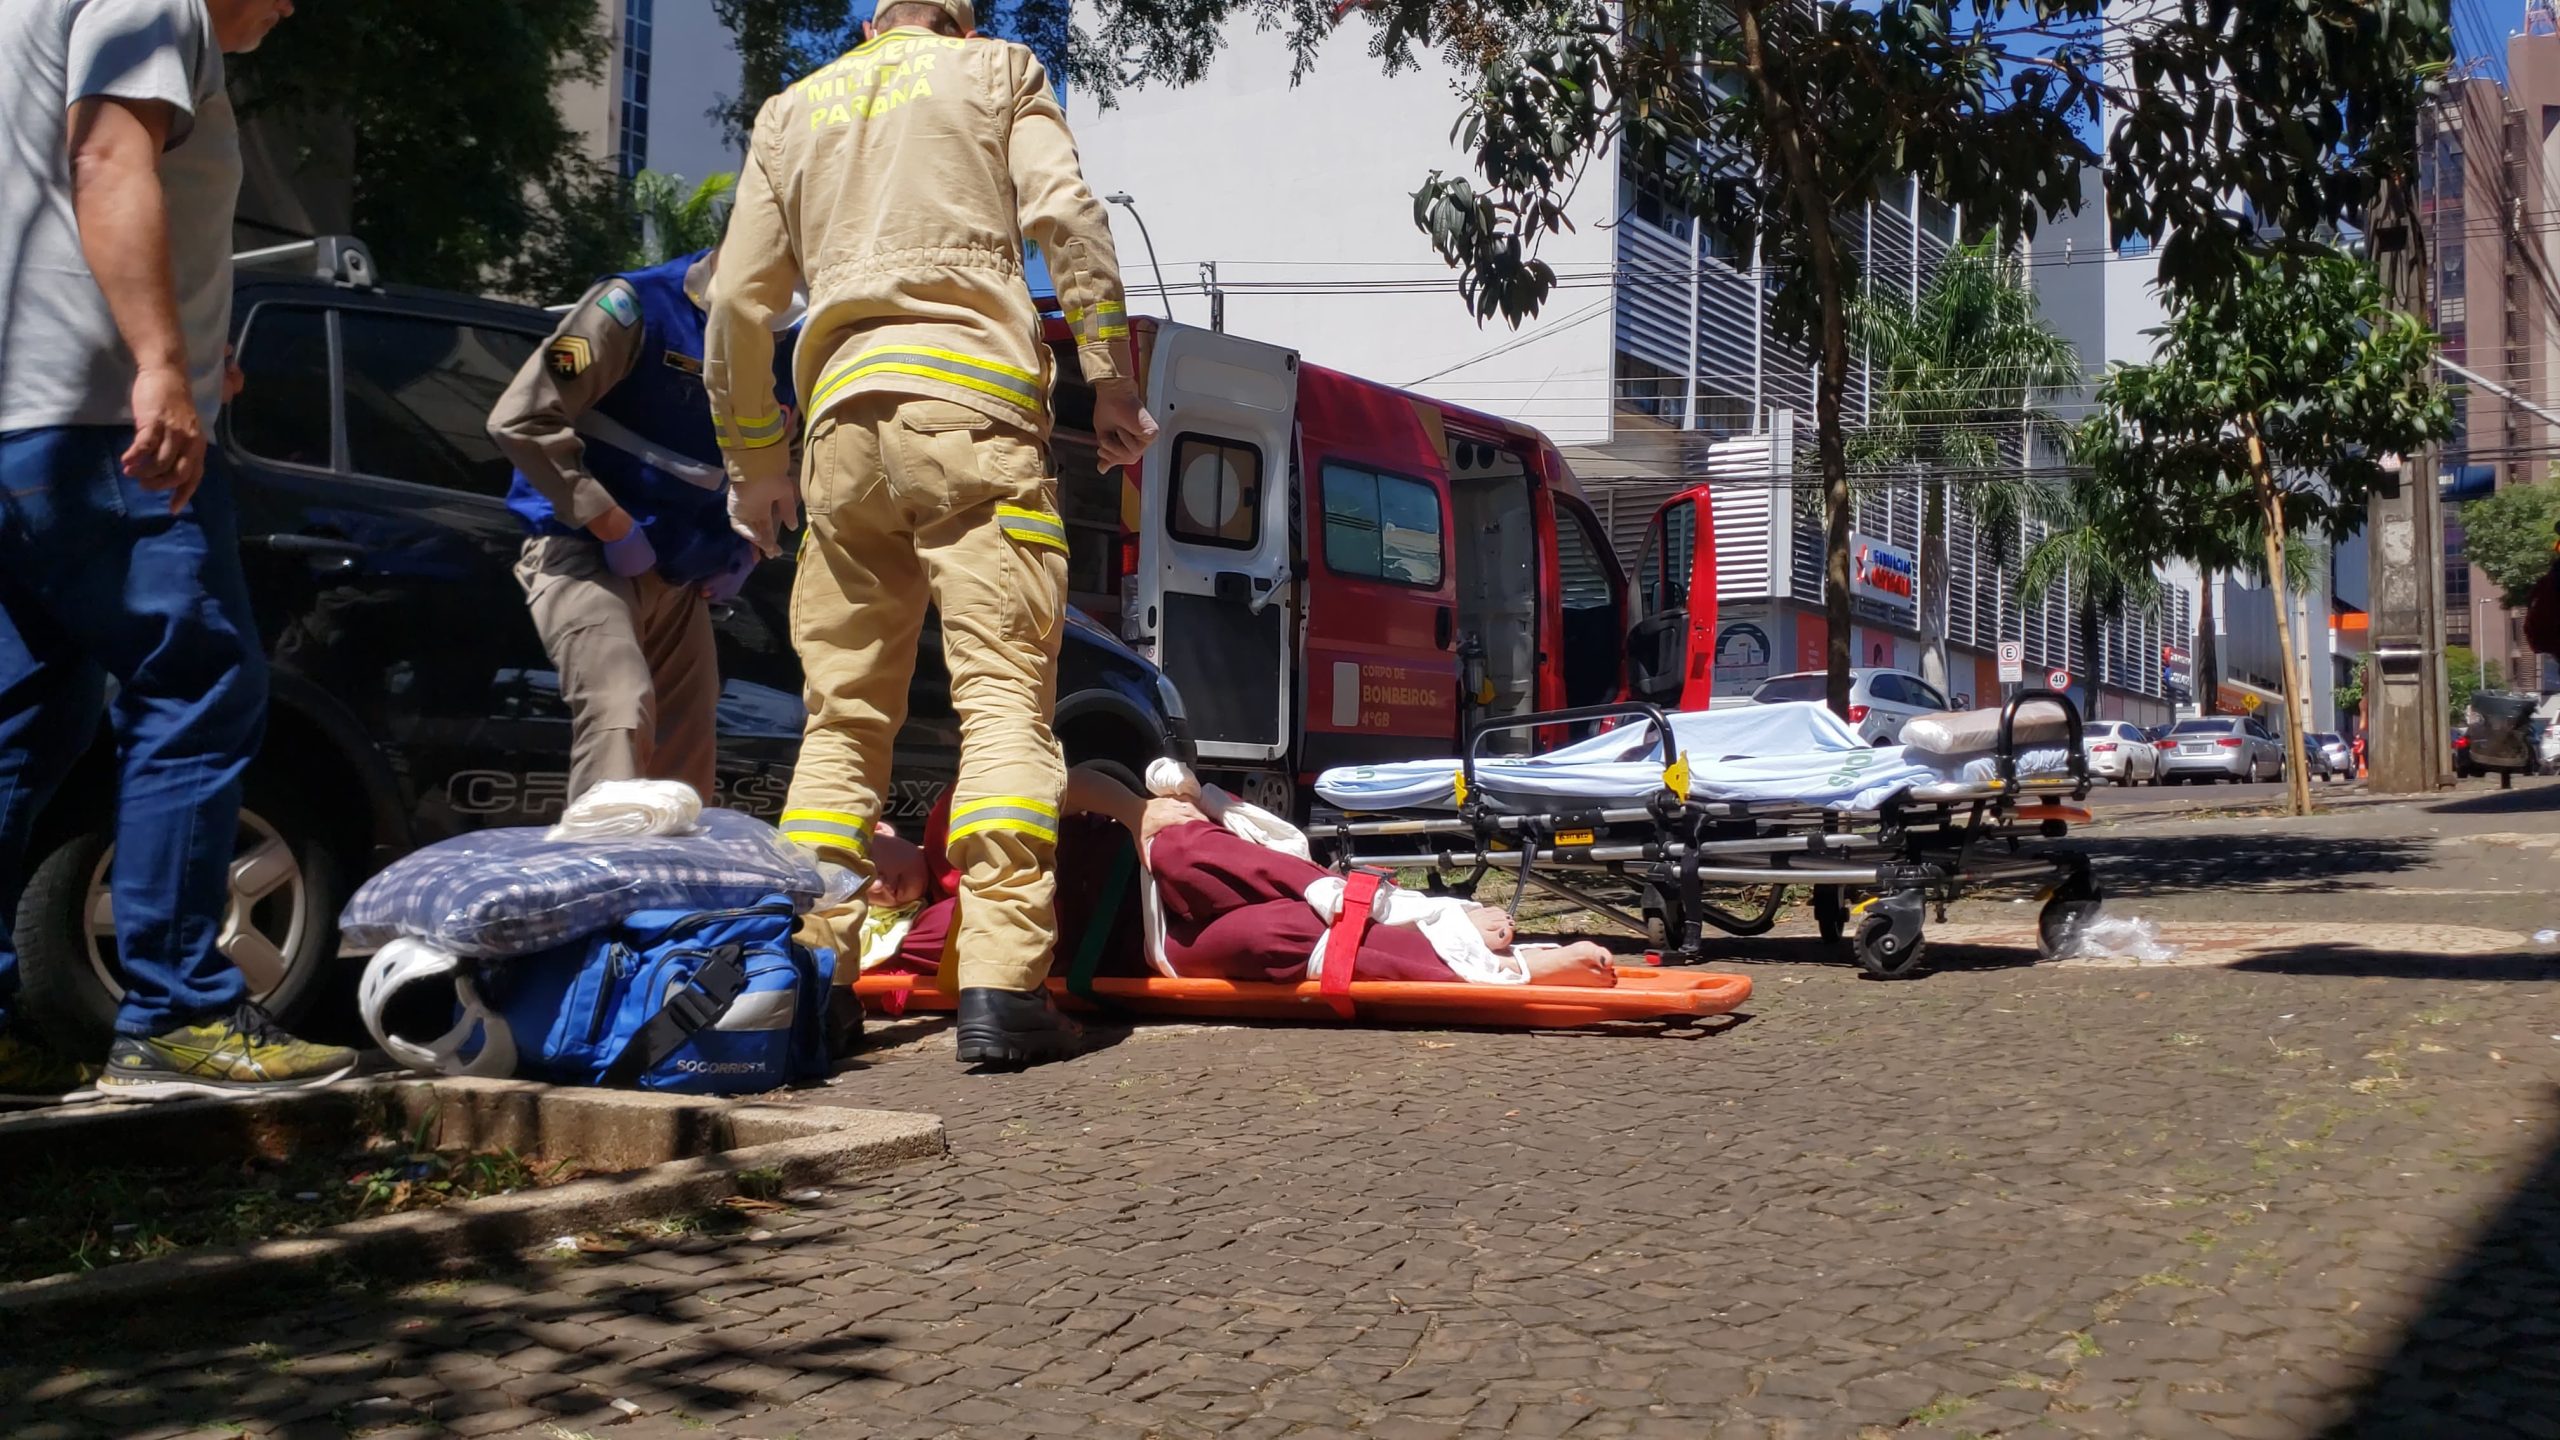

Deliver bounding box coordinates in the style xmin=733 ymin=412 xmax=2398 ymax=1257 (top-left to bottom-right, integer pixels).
xmin=14 ymin=766 xmax=344 ymax=1050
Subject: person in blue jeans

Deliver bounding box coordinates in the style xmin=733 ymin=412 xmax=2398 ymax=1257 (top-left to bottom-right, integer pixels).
xmin=0 ymin=0 xmax=353 ymax=1102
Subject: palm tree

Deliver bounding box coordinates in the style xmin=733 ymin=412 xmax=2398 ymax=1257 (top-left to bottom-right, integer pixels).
xmin=1851 ymin=239 xmax=2084 ymax=697
xmin=2017 ymin=473 xmax=2162 ymax=721
xmin=627 ymin=170 xmax=738 ymax=268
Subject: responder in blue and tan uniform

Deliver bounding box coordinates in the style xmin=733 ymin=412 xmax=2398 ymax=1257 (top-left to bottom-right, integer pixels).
xmin=703 ymin=0 xmax=1160 ymax=1067
xmin=487 ymin=249 xmax=796 ymax=804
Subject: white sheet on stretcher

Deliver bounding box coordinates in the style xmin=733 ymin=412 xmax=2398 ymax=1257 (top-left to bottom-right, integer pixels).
xmin=1313 ymin=702 xmax=2073 ymax=814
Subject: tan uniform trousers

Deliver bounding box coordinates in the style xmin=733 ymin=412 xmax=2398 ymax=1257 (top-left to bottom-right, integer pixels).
xmin=515 ymin=535 xmax=721 ymax=803
xmin=782 ymin=394 xmax=1068 ymax=993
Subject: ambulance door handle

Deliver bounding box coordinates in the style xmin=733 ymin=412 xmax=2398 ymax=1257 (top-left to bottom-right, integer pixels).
xmin=1435 ymin=606 xmax=1453 ymax=650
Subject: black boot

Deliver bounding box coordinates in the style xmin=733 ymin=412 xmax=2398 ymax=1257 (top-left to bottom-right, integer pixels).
xmin=955 ymin=987 xmax=1084 ymax=1068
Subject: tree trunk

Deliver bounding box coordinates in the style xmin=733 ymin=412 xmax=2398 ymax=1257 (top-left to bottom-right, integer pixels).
xmin=2241 ymin=417 xmax=2315 ymax=817
xmin=1738 ymin=0 xmax=1855 ymax=720
xmin=1817 ymin=293 xmax=1854 ymax=719
xmin=1919 ymin=477 xmax=1951 ymax=699
xmin=2079 ymin=594 xmax=2099 ymax=721
xmin=2196 ymin=569 xmax=2218 ymax=714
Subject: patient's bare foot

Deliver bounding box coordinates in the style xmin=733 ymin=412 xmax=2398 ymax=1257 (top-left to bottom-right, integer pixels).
xmin=1520 ymin=942 xmax=1619 ymax=987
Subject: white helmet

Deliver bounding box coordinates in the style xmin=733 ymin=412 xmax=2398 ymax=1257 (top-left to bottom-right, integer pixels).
xmin=358 ymin=939 xmax=518 ymax=1078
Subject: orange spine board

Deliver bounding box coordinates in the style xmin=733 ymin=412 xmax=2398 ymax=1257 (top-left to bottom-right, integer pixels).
xmin=852 ymin=967 xmax=1751 ymax=1028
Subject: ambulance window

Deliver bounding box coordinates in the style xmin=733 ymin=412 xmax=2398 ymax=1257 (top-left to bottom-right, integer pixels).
xmin=229 ymin=305 xmax=334 ymax=470
xmin=1322 ymin=462 xmax=1444 ymax=588
xmin=340 ymin=312 xmax=539 ymax=497
xmin=1168 ymin=435 xmax=1261 ymax=549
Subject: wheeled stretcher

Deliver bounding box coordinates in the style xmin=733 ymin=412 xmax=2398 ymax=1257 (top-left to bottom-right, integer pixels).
xmin=1310 ymin=692 xmax=2103 ymax=980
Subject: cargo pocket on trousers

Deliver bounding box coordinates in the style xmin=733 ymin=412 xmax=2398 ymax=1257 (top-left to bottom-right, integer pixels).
xmin=803 ymin=417 xmax=846 ymax=518
xmin=993 ymin=483 xmax=1069 ymax=647
xmin=893 ymin=401 xmax=1023 ymax=516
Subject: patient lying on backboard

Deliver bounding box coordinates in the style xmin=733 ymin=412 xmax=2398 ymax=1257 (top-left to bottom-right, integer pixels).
xmin=837 ymin=766 xmax=1618 ymax=988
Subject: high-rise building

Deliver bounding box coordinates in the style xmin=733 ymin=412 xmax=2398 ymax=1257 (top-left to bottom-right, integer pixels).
xmin=561 ymin=0 xmax=750 ymax=188
xmin=2418 ymin=25 xmax=2560 ymax=685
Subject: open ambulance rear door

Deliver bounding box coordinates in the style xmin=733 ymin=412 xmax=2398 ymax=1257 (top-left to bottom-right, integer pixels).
xmin=1122 ymin=322 xmax=1301 ymax=768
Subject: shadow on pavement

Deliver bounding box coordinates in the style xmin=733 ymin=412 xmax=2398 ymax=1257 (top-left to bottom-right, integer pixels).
xmin=2423 ymin=782 xmax=2560 ymax=817
xmin=0 ymin=1214 xmax=903 ymax=1437
xmin=2228 ymin=945 xmax=2560 ymax=983
xmin=2318 ymin=1090 xmax=2560 ymax=1438
xmin=2073 ymin=832 xmax=2431 ymax=897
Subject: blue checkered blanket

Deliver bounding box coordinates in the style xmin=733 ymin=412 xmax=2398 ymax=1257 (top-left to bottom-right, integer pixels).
xmin=341 ymin=809 xmax=827 ymax=959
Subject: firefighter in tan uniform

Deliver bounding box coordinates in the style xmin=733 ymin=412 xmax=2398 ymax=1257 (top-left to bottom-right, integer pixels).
xmin=704 ymin=0 xmax=1159 ymax=1067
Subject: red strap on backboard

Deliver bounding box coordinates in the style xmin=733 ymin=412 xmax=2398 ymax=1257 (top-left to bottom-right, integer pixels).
xmin=1319 ymin=870 xmax=1385 ymax=1019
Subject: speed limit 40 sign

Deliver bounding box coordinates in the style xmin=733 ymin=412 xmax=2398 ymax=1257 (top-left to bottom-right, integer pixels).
xmin=2046 ymin=668 xmax=2073 ymax=691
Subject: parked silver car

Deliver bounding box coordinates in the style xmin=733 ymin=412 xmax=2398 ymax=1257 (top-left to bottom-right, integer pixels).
xmin=2082 ymin=720 xmax=2161 ymax=786
xmin=1748 ymin=667 xmax=1952 ymax=744
xmin=2157 ymin=715 xmax=2286 ymax=784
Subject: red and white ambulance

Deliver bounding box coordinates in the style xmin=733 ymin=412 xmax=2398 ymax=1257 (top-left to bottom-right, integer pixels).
xmin=1042 ymin=314 xmax=1724 ymax=811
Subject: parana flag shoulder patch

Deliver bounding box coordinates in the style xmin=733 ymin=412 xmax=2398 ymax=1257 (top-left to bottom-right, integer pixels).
xmin=595 ymin=286 xmax=640 ymax=328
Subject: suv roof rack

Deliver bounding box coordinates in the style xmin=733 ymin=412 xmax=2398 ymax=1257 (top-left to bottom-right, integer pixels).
xmin=233 ymin=236 xmax=376 ymax=289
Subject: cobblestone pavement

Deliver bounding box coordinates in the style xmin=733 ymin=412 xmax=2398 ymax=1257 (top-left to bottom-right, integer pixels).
xmin=7 ymin=806 xmax=2559 ymax=1440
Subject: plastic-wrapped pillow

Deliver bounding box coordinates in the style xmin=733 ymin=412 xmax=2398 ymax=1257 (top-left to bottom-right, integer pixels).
xmin=1900 ymin=700 xmax=2075 ymax=758
xmin=341 ymin=808 xmax=826 ymax=959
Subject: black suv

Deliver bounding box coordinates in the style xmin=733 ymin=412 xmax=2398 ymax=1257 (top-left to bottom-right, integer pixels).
xmin=10 ymin=256 xmax=1190 ymax=1044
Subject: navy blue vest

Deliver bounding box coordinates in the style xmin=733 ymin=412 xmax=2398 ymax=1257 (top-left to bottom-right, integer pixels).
xmin=505 ymin=252 xmax=797 ymax=586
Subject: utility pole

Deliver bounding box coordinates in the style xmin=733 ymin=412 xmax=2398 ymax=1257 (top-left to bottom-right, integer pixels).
xmin=1200 ymin=261 xmax=1225 ymax=333
xmin=2365 ymin=167 xmax=2451 ymax=792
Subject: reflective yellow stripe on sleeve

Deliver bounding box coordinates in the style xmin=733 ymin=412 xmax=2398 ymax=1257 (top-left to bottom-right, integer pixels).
xmin=995 ymin=504 xmax=1069 ymax=553
xmin=945 ymin=796 xmax=1061 ymax=847
xmin=1064 ymin=301 xmax=1128 ymax=344
xmin=780 ymin=808 xmax=873 ymax=857
xmin=719 ymin=409 xmax=789 ymax=451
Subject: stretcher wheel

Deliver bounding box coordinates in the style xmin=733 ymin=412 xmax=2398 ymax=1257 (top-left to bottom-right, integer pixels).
xmin=2037 ymin=874 xmax=2104 ymax=960
xmin=1642 ymin=882 xmax=1684 ymax=956
xmin=1811 ymin=885 xmax=1850 ymax=944
xmin=1851 ymin=904 xmax=1928 ymax=981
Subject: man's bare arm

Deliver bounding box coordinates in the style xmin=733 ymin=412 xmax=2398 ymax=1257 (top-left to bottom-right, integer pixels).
xmin=67 ymin=95 xmax=201 ymax=508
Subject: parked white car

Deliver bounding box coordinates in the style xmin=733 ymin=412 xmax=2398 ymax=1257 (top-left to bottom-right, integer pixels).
xmin=2158 ymin=715 xmax=2286 ymax=785
xmin=1749 ymin=667 xmax=1951 ymax=744
xmin=2082 ymin=720 xmax=2160 ymax=786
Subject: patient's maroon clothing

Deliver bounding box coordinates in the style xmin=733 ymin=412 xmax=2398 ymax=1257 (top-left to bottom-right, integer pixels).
xmin=881 ymin=816 xmax=1454 ymax=983
xmin=1148 ymin=821 xmax=1455 ymax=982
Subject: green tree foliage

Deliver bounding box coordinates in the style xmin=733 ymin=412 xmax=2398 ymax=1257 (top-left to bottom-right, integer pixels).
xmin=2447 ymin=646 xmax=2505 ymax=727
xmin=1850 ymin=240 xmax=2081 ymax=695
xmin=2336 ymin=652 xmax=2369 ymax=720
xmin=232 ymin=0 xmax=628 ymax=298
xmin=2458 ymin=477 xmax=2560 ymax=607
xmin=2077 ymin=249 xmax=2454 ymax=814
xmin=629 ymin=172 xmax=740 ymax=268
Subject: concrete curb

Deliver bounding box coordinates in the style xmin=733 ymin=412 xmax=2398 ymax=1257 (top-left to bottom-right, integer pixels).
xmin=0 ymin=1078 xmax=943 ymax=1324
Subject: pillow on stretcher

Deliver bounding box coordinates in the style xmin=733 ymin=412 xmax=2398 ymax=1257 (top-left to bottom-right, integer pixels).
xmin=1899 ymin=700 xmax=2075 ymax=758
